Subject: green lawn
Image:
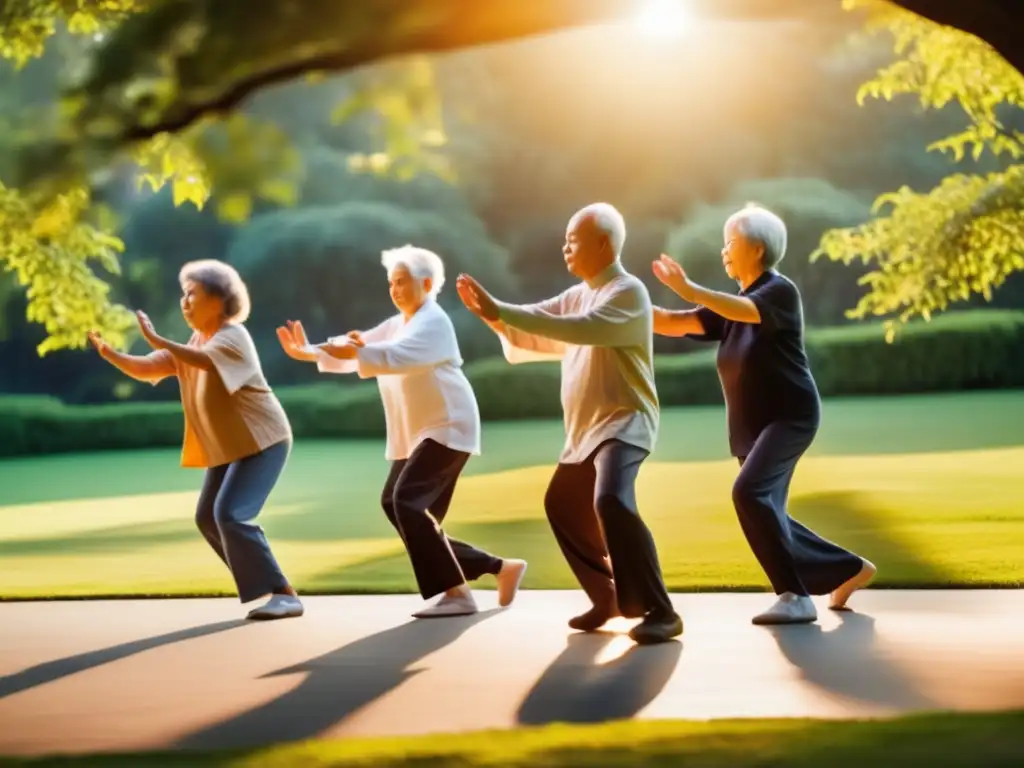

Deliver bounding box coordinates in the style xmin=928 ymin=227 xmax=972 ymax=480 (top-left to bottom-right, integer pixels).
xmin=1 ymin=710 xmax=1022 ymax=767
xmin=1 ymin=391 xmax=1022 ymax=598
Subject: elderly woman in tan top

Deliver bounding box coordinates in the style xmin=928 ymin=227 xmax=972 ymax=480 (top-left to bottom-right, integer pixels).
xmin=88 ymin=259 xmax=302 ymax=621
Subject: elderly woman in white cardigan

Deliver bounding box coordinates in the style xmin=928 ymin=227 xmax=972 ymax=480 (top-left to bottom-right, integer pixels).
xmin=277 ymin=245 xmax=527 ymax=618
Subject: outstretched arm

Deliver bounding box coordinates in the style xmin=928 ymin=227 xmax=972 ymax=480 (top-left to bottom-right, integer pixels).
xmin=457 ymin=275 xmax=566 ymax=362
xmin=653 ymin=255 xmax=760 ymax=324
xmin=89 ymin=332 xmax=176 ymax=384
xmin=355 ymin=309 xmax=460 ymax=377
xmin=136 ymin=311 xmax=215 ymax=371
xmin=495 ymin=283 xmax=647 ymax=348
xmin=652 ymin=307 xmax=707 ymax=337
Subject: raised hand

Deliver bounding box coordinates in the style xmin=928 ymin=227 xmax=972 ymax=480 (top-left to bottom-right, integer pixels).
xmin=652 ymin=254 xmax=697 ymax=303
xmin=276 ymin=325 xmax=301 ymax=358
xmin=87 ymin=331 xmax=110 ymax=358
xmin=456 ymin=274 xmax=499 ymax=322
xmin=136 ymin=310 xmax=166 ymax=349
xmin=286 ymin=320 xmax=312 ymax=349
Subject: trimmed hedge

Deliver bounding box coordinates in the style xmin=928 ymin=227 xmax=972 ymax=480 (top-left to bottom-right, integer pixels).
xmin=1 ymin=309 xmax=1022 ymax=457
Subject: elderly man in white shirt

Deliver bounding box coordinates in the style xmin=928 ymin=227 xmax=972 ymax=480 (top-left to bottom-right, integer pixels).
xmin=457 ymin=203 xmax=683 ymax=645
xmin=277 ymin=245 xmax=527 ymax=618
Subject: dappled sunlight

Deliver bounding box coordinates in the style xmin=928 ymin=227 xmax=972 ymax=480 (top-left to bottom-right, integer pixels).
xmin=0 ymin=491 xmax=201 ymax=541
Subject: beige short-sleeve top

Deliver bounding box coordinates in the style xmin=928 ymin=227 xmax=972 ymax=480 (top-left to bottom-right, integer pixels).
xmin=150 ymin=323 xmax=292 ymax=468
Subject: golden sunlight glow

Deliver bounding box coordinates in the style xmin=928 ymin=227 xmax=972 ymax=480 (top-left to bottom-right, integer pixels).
xmin=634 ymin=0 xmax=691 ymax=38
xmin=593 ymin=632 xmax=638 ymax=665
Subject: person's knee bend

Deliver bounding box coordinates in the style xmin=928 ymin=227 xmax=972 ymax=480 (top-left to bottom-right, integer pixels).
xmin=212 ymin=499 xmax=244 ymax=530
xmin=390 ymin=484 xmax=425 ymax=524
xmin=594 ymin=492 xmax=631 ymax=523
xmin=543 ymin=485 xmax=565 ymax=519
xmin=731 ymin=477 xmax=763 ymax=515
xmin=194 ymin=503 xmax=215 ymax=532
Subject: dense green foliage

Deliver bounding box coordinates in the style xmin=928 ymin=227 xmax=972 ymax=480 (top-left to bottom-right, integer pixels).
xmin=1 ymin=1 xmax=1023 ymax=406
xmin=1 ymin=310 xmax=1021 ymax=457
xmin=815 ymin=0 xmax=1024 ymax=336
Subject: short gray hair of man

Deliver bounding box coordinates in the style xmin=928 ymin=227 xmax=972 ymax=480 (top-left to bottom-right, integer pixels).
xmin=381 ymin=245 xmax=445 ymax=299
xmin=570 ymin=202 xmax=627 ymax=258
xmin=724 ymin=203 xmax=788 ymax=269
xmin=179 ymin=259 xmax=252 ymax=323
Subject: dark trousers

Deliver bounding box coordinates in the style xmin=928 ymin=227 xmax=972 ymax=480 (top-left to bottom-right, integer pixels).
xmin=195 ymin=439 xmax=291 ymax=603
xmin=733 ymin=420 xmax=863 ymax=596
xmin=382 ymin=438 xmax=503 ymax=600
xmin=543 ymin=439 xmax=675 ymax=619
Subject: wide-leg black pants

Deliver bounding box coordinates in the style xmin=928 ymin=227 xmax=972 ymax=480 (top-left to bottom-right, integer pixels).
xmin=381 ymin=438 xmax=503 ymax=600
xmin=733 ymin=420 xmax=863 ymax=596
xmin=543 ymin=439 xmax=675 ymax=619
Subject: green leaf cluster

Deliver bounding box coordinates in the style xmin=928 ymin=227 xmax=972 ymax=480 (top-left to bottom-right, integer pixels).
xmin=815 ymin=0 xmax=1024 ymax=337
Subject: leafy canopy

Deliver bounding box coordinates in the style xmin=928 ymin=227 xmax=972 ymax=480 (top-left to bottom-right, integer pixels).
xmin=813 ymin=0 xmax=1024 ymax=339
xmin=0 ymin=0 xmax=446 ymax=354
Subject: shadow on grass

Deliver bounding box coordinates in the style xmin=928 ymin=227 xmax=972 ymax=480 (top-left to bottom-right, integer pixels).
xmin=789 ymin=491 xmax=951 ymax=586
xmin=0 ymin=497 xmax=396 ymax=560
xmin=305 ymin=519 xmax=577 ymax=593
xmin=0 ymin=519 xmax=197 ymax=557
xmin=517 ymin=632 xmax=682 ymax=725
xmin=176 ymin=609 xmax=502 ymax=752
xmin=0 ymin=620 xmax=250 ymax=700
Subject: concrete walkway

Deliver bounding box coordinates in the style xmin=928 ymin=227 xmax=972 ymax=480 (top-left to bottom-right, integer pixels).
xmin=1 ymin=590 xmax=1022 ymax=757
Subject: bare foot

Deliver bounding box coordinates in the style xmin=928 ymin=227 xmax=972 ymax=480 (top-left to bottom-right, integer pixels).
xmin=830 ymin=559 xmax=877 ymax=611
xmin=496 ymin=559 xmax=528 ymax=607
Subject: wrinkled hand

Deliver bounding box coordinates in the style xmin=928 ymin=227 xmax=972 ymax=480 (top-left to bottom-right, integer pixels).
xmin=87 ymin=331 xmax=111 ymax=358
xmin=136 ymin=310 xmax=165 ymax=349
xmin=652 ymin=254 xmax=697 ymax=303
xmin=456 ymin=274 xmax=499 ymax=322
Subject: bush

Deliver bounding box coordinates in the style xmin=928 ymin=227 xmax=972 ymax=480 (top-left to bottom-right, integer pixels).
xmin=0 ymin=310 xmax=1021 ymax=457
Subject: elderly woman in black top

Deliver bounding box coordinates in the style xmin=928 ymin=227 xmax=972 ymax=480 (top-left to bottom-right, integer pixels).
xmin=651 ymin=204 xmax=875 ymax=625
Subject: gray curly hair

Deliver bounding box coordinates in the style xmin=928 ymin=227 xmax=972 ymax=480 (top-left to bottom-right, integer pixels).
xmin=179 ymin=259 xmax=252 ymax=323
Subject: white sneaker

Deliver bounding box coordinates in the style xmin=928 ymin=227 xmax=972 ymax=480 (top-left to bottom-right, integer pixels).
xmin=752 ymin=592 xmax=817 ymax=625
xmin=412 ymin=592 xmax=479 ymax=618
xmin=496 ymin=559 xmax=528 ymax=607
xmin=246 ymin=594 xmax=304 ymax=620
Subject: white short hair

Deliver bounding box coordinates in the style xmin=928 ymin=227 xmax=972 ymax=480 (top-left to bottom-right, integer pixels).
xmin=570 ymin=202 xmax=626 ymax=257
xmin=381 ymin=245 xmax=445 ymax=299
xmin=725 ymin=204 xmax=788 ymax=268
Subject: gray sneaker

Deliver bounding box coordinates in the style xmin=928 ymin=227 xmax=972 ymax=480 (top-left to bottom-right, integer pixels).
xmin=246 ymin=594 xmax=304 ymax=620
xmin=752 ymin=593 xmax=817 ymax=625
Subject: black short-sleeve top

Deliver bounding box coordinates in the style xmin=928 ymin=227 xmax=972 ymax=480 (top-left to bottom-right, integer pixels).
xmin=694 ymin=270 xmax=820 ymax=457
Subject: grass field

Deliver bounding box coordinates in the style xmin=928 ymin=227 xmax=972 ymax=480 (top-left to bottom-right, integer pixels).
xmin=0 ymin=391 xmax=1022 ymax=599
xmin=1 ymin=710 xmax=1022 ymax=767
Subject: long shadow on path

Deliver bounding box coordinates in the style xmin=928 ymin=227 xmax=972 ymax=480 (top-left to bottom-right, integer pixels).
xmin=517 ymin=633 xmax=683 ymax=725
xmin=177 ymin=609 xmax=501 ymax=752
xmin=769 ymin=612 xmax=938 ymax=710
xmin=0 ymin=620 xmax=249 ymax=699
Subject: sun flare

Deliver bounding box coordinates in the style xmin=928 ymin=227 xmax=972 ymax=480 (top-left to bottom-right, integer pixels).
xmin=634 ymin=0 xmax=691 ymax=38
